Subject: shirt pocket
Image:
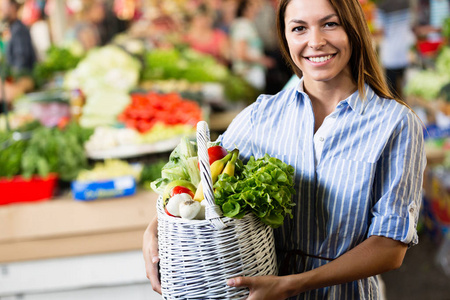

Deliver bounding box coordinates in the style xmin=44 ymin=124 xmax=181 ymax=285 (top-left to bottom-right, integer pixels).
xmin=317 ymin=157 xmax=377 ymax=202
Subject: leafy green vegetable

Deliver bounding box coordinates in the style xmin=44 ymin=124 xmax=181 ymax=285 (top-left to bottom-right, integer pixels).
xmin=0 ymin=122 xmax=93 ymax=181
xmin=0 ymin=131 xmax=28 ymax=178
xmin=405 ymin=46 xmax=450 ymax=101
xmin=404 ymin=69 xmax=450 ymax=101
xmin=443 ymin=17 xmax=450 ymax=39
xmin=150 ymin=136 xmax=200 ymax=194
xmin=142 ymin=48 xmax=259 ymax=102
xmin=33 ymin=46 xmax=84 ymax=88
xmin=142 ymin=48 xmax=228 ymax=83
xmin=214 ymin=154 xmax=296 ymax=228
xmin=64 ymin=45 xmax=141 ymax=96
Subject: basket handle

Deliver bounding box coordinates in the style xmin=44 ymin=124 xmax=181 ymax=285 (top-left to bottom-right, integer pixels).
xmin=196 ymin=121 xmax=226 ymax=230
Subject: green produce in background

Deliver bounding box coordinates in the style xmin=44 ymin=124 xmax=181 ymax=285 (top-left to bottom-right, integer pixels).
xmin=0 ymin=122 xmax=93 ymax=181
xmin=442 ymin=17 xmax=450 ymax=39
xmin=405 ymin=46 xmax=450 ymax=101
xmin=0 ymin=131 xmax=28 ymax=178
xmin=142 ymin=48 xmax=259 ymax=103
xmin=77 ymin=159 xmax=142 ymax=182
xmin=139 ymin=160 xmax=166 ymax=189
xmin=33 ymin=46 xmax=84 ymax=88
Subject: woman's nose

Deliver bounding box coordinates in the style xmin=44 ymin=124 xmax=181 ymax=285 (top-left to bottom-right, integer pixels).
xmin=308 ymin=29 xmax=326 ymax=49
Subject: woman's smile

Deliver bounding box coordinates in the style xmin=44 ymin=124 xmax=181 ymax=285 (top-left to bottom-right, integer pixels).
xmin=304 ymin=53 xmax=336 ymax=64
xmin=284 ymin=0 xmax=352 ymax=85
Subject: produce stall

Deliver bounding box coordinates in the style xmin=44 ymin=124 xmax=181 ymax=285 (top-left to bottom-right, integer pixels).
xmin=1 ymin=2 xmax=449 ymax=298
xmin=404 ymin=35 xmax=450 ymax=263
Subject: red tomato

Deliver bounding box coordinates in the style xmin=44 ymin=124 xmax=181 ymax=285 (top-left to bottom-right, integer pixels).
xmin=197 ymin=145 xmax=229 ymax=169
xmin=170 ymin=186 xmax=195 ymax=198
xmin=207 ymin=146 xmax=228 ymax=165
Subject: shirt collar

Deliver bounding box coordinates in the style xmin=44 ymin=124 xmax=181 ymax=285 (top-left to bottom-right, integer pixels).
xmin=295 ymin=78 xmax=375 ymax=115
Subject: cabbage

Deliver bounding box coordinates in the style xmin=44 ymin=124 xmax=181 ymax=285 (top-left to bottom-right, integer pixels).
xmin=405 ymin=70 xmax=450 ymax=101
xmin=64 ymin=45 xmax=141 ymax=127
xmin=64 ymin=45 xmax=141 ymax=95
xmin=150 ymin=137 xmax=200 ymax=193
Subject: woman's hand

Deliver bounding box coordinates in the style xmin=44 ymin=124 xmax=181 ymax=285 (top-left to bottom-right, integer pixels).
xmin=227 ymin=275 xmax=293 ymax=300
xmin=142 ymin=216 xmax=161 ymax=294
xmin=227 ymin=236 xmax=407 ymax=299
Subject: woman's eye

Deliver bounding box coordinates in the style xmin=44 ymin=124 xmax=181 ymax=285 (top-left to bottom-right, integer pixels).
xmin=324 ymin=22 xmax=338 ymax=28
xmin=292 ymin=26 xmax=305 ymax=32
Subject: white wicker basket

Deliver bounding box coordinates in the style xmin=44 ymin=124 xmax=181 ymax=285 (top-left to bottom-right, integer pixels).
xmin=157 ymin=121 xmax=278 ymax=299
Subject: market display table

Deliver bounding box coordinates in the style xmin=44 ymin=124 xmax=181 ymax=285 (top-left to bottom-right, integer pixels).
xmin=0 ymin=190 xmax=162 ymax=300
xmin=0 ymin=189 xmax=158 ymax=263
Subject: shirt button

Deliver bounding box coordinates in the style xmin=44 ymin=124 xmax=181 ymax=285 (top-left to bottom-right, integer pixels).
xmin=409 ymin=207 xmax=414 ymax=213
xmin=319 ymin=137 xmax=324 ymax=142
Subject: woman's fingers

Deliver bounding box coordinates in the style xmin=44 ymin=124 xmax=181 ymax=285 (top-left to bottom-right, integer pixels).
xmin=143 ymin=219 xmax=161 ymax=294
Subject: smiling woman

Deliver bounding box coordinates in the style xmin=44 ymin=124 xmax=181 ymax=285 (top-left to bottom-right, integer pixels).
xmin=142 ymin=0 xmax=427 ymax=299
xmin=283 ymin=5 xmax=353 ymax=104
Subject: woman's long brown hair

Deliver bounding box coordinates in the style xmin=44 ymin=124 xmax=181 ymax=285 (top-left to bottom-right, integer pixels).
xmin=276 ymin=0 xmax=409 ymax=106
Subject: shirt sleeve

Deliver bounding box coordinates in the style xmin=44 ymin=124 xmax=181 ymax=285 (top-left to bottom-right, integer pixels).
xmin=217 ymin=101 xmax=258 ymax=162
xmin=368 ymin=111 xmax=426 ymax=246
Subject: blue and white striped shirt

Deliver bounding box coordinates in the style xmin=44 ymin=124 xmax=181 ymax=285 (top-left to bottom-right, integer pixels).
xmin=219 ymin=79 xmax=426 ymax=299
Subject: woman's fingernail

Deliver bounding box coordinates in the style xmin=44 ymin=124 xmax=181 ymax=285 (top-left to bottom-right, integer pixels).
xmin=227 ymin=279 xmax=235 ymax=286
xmin=152 ymin=256 xmax=159 ymax=263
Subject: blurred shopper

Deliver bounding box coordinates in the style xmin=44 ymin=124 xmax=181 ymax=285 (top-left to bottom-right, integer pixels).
xmin=0 ymin=0 xmax=36 ymax=112
xmin=100 ymin=0 xmax=130 ymax=45
xmin=412 ymin=0 xmax=450 ymax=39
xmin=375 ymin=0 xmax=415 ymax=99
xmin=215 ymin=0 xmax=237 ymax=34
xmin=254 ymin=0 xmax=292 ymax=94
xmin=229 ymin=0 xmax=275 ymax=91
xmin=29 ymin=7 xmax=52 ymax=62
xmin=70 ymin=0 xmax=106 ymax=52
xmin=185 ymin=4 xmax=230 ymax=65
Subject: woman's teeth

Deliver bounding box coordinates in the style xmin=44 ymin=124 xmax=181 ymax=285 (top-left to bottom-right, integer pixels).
xmin=308 ymin=55 xmax=333 ymax=63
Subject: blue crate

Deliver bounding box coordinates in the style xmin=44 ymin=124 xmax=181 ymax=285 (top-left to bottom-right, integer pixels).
xmin=71 ymin=176 xmax=137 ymax=201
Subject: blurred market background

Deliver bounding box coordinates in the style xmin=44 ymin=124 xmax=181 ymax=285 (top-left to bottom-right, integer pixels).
xmin=0 ymin=0 xmax=448 ymax=299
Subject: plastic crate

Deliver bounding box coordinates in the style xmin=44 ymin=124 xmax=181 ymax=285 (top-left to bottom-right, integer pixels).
xmin=417 ymin=40 xmax=444 ymax=56
xmin=0 ymin=173 xmax=58 ymax=205
xmin=71 ymin=176 xmax=137 ymax=201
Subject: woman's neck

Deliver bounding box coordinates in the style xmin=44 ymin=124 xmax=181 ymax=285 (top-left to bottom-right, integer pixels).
xmin=303 ymin=75 xmax=357 ymax=112
xmin=303 ymin=74 xmax=357 ymax=132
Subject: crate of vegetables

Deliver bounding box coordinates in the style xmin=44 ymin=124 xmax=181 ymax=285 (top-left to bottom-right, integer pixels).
xmin=152 ymin=121 xmax=295 ymax=299
xmin=0 ymin=173 xmax=58 ymax=205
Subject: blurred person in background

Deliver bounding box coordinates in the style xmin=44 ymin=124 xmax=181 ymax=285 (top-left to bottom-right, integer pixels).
xmin=254 ymin=0 xmax=292 ymax=94
xmin=412 ymin=0 xmax=450 ymax=39
xmin=0 ymin=0 xmax=36 ymax=113
xmin=214 ymin=0 xmax=237 ymax=34
xmin=375 ymin=0 xmax=415 ymax=99
xmin=29 ymin=5 xmax=52 ymax=62
xmin=229 ymin=0 xmax=275 ymax=91
xmin=184 ymin=4 xmax=230 ymax=66
xmin=68 ymin=0 xmax=106 ymax=52
xmin=99 ymin=0 xmax=130 ymax=46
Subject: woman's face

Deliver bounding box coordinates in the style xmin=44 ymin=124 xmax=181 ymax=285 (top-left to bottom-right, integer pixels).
xmin=284 ymin=0 xmax=352 ymax=84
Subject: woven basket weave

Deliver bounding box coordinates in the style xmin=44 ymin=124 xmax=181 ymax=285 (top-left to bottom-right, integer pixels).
xmin=157 ymin=121 xmax=278 ymax=299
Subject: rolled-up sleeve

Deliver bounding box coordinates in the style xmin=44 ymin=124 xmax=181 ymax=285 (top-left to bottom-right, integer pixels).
xmin=368 ymin=111 xmax=426 ymax=246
